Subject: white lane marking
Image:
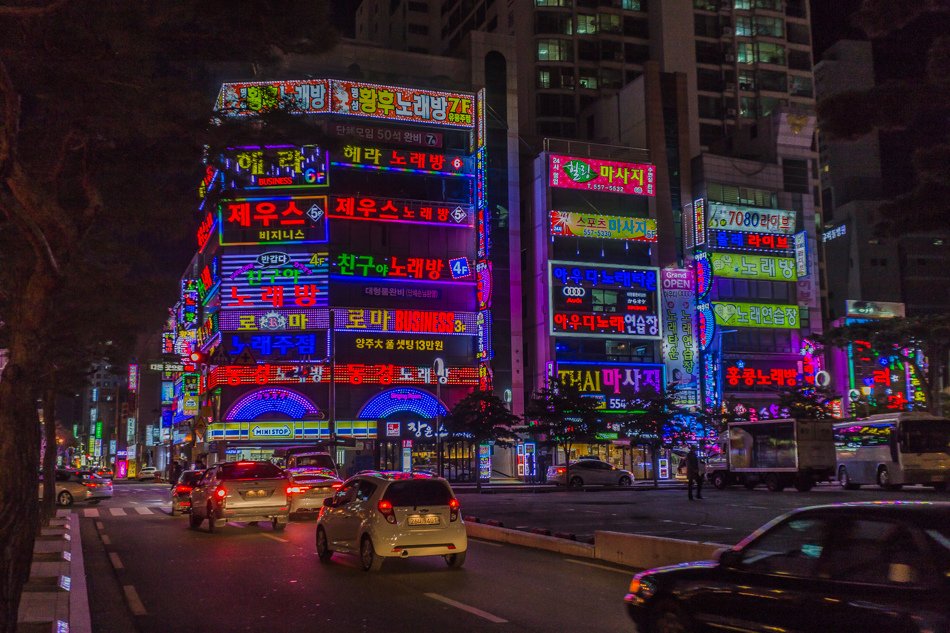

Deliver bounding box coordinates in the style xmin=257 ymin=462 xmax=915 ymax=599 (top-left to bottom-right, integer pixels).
xmin=123 ymin=585 xmax=147 ymax=615
xmin=129 ymin=501 xmax=139 ymax=505
xmin=101 ymin=535 xmax=111 ymax=545
xmin=95 ymin=521 xmax=105 ymax=531
xmin=134 ymin=507 xmax=152 ymax=515
xmin=469 ymin=538 xmax=503 ymax=547
xmin=84 ymin=509 xmax=99 ymax=518
xmin=662 ymin=519 xmax=731 ymax=530
xmin=261 ymin=533 xmax=289 ymax=543
xmin=109 ymin=508 xmax=126 ymax=516
xmin=108 ymin=552 xmax=124 ymax=570
xmin=564 ymin=558 xmax=631 ymax=575
xmin=425 ymin=593 xmax=508 ymax=624
xmin=700 ymin=524 xmax=733 ymax=530
xmin=728 ymin=504 xmax=768 ymax=510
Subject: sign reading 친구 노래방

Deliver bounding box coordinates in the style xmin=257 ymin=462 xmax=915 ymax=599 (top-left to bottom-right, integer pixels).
xmin=549 ymin=155 xmax=656 ymax=197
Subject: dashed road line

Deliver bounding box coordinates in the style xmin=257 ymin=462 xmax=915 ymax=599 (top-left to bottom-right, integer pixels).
xmin=109 ymin=508 xmax=126 ymax=517
xmin=101 ymin=535 xmax=111 ymax=545
xmin=84 ymin=509 xmax=99 ymax=518
xmin=123 ymin=585 xmax=147 ymax=615
xmin=564 ymin=558 xmax=631 ymax=575
xmin=108 ymin=552 xmax=124 ymax=570
xmin=425 ymin=593 xmax=508 ymax=624
xmin=261 ymin=533 xmax=289 ymax=543
xmin=134 ymin=507 xmax=153 ymax=515
xmin=95 ymin=521 xmax=105 ymax=531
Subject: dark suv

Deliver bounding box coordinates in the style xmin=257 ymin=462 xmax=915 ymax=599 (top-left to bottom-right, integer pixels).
xmin=625 ymin=502 xmax=950 ymax=633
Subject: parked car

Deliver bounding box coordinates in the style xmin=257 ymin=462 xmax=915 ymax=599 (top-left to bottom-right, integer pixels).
xmin=39 ymin=469 xmax=113 ymax=506
xmin=625 ymin=502 xmax=950 ymax=633
xmin=137 ymin=466 xmax=159 ymax=481
xmin=170 ymin=469 xmax=205 ymax=515
xmin=288 ymin=470 xmax=342 ymax=519
xmin=546 ymin=459 xmax=634 ymax=488
xmin=315 ymin=471 xmax=466 ymax=571
xmin=189 ymin=461 xmax=291 ymax=533
xmin=93 ymin=467 xmax=114 ymax=479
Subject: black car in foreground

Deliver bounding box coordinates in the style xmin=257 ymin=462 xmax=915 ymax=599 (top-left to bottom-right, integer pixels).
xmin=625 ymin=501 xmax=950 ymax=633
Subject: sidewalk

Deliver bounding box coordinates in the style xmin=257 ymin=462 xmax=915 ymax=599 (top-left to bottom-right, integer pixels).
xmin=451 ymin=477 xmax=686 ymax=492
xmin=18 ymin=509 xmax=90 ymax=633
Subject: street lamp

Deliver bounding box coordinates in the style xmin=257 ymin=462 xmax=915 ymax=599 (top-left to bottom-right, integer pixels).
xmin=433 ymin=357 xmax=446 ymax=478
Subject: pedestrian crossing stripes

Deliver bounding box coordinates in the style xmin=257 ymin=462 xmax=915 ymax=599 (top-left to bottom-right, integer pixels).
xmin=83 ymin=506 xmax=169 ymax=518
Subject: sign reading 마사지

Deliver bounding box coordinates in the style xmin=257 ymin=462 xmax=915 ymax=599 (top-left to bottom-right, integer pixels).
xmin=549 ymin=210 xmax=656 ymax=242
xmin=549 ymin=154 xmax=656 ymax=197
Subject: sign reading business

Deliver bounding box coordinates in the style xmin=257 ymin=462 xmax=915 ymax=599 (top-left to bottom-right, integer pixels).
xmin=707 ymin=202 xmax=796 ymax=235
xmin=549 ymin=210 xmax=657 ymax=242
xmin=549 ymin=154 xmax=656 ymax=197
xmin=216 ymin=145 xmax=328 ymax=190
xmin=549 ymin=262 xmax=661 ymax=339
xmin=712 ymin=301 xmax=800 ymax=329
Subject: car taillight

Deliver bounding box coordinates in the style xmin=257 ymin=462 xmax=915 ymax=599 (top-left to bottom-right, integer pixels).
xmin=83 ymin=482 xmax=98 ymax=489
xmin=175 ymin=485 xmax=192 ymax=495
xmin=556 ymin=467 xmax=566 ymax=475
xmin=214 ymin=486 xmax=227 ymax=501
xmin=449 ymin=497 xmax=460 ymax=522
xmin=377 ymin=499 xmax=397 ymax=524
xmin=331 ymin=483 xmax=342 ymax=490
xmin=288 ymin=485 xmax=310 ymax=494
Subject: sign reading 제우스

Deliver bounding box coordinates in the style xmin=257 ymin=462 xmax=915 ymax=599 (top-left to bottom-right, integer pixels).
xmin=549 ymin=210 xmax=657 ymax=242
xmin=549 ymin=154 xmax=656 ymax=197
xmin=707 ymin=202 xmax=796 ymax=235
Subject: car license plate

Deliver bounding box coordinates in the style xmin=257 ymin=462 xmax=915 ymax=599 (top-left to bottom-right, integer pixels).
xmin=408 ymin=515 xmax=440 ymax=526
xmin=246 ymin=490 xmax=265 ymax=498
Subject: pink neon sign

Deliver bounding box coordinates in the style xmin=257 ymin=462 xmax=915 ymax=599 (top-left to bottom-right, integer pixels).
xmin=549 ymin=154 xmax=656 ymax=197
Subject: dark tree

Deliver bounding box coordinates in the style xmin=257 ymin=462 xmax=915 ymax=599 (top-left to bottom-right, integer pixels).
xmin=775 ymin=384 xmax=838 ymax=420
xmin=0 ymin=3 xmax=337 ymax=628
xmin=621 ymin=389 xmax=693 ymax=488
xmin=446 ymin=390 xmax=520 ymax=491
xmin=817 ymin=1 xmax=950 ymax=235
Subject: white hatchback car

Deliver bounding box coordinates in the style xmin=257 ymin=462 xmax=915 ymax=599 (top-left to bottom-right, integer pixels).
xmin=315 ymin=471 xmax=466 ymax=571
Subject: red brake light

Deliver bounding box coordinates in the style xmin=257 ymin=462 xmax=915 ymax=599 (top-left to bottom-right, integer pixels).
xmin=449 ymin=497 xmax=460 ymax=522
xmin=556 ymin=467 xmax=566 ymax=474
xmin=377 ymin=499 xmax=397 ymax=524
xmin=288 ymin=485 xmax=310 ymax=494
xmin=175 ymin=485 xmax=192 ymax=494
xmin=215 ymin=486 xmax=227 ymax=499
xmin=331 ymin=483 xmax=342 ymax=490
xmin=448 ymin=498 xmax=460 ymax=510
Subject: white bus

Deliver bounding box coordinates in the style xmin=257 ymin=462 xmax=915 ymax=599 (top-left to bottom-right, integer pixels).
xmin=833 ymin=413 xmax=950 ymax=491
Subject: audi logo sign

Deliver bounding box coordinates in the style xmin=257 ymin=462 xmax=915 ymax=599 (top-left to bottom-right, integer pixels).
xmin=562 ymin=287 xmax=587 ymax=297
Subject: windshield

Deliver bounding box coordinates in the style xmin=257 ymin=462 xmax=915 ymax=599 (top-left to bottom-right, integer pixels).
xmin=292 ymin=455 xmax=335 ymax=469
xmin=218 ymin=462 xmax=284 ymax=480
xmin=382 ymin=480 xmax=453 ymax=507
xmin=902 ymin=420 xmax=950 ymax=453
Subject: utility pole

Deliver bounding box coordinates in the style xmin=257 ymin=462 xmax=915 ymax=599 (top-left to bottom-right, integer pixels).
xmin=328 ymin=309 xmax=336 ymax=446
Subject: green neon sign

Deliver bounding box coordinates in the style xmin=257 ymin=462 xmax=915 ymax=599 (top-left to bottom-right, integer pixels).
xmin=710 ymin=253 xmax=797 ymax=282
xmin=712 ymin=301 xmax=799 ymax=329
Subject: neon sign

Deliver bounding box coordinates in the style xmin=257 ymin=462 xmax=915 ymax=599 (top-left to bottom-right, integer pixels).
xmin=219 ymin=195 xmax=327 ymax=245
xmin=712 ymin=301 xmax=800 ymax=329
xmin=822 ymin=224 xmax=847 ymax=242
xmin=557 ymin=362 xmax=664 ymax=412
xmin=332 ymin=144 xmax=473 ymax=175
xmin=224 ymin=387 xmax=321 ymax=421
xmin=335 ymin=253 xmax=470 ymax=282
xmin=216 ymin=79 xmax=329 ymax=115
xmin=694 ymin=198 xmax=706 ymax=246
xmin=332 ymin=80 xmax=475 ymax=127
xmin=707 ymin=202 xmax=796 ymax=235
xmin=549 ymin=261 xmax=660 ymax=339
xmin=549 ymin=210 xmax=657 ymax=242
xmin=328 ymin=122 xmax=443 ymax=148
xmin=224 ymin=332 xmax=328 ymax=359
xmin=221 ymin=251 xmax=329 ymax=309
xmin=549 ymin=154 xmax=656 ymax=197
xmin=363 ymin=286 xmax=441 ymax=300
xmin=218 ymin=308 xmax=479 ymax=336
xmin=695 ymin=251 xmax=712 ymax=299
xmin=358 ymin=388 xmax=447 ymax=420
xmin=710 ymin=253 xmax=797 ymax=281
xmin=708 ymin=230 xmax=792 ymax=253
xmin=216 ymin=145 xmax=328 ymax=190
xmin=328 ymin=195 xmax=473 ymax=227
xmin=723 ymin=359 xmax=798 ymax=390
xmin=197 ymin=211 xmax=217 ymax=251
xmin=341 ymin=333 xmax=473 ymax=364
xmin=179 ymin=280 xmax=199 ymax=329
xmin=661 ymin=269 xmax=699 ymax=407
xmin=207 ymin=363 xmax=480 ymax=389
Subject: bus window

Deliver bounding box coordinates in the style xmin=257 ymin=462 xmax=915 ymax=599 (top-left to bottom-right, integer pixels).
xmin=901 ymin=419 xmax=950 ymax=454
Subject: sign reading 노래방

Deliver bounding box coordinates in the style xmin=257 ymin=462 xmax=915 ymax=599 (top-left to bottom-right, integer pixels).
xmin=660 ymin=269 xmax=699 ymax=407
xmin=221 ymin=251 xmax=329 ymax=310
xmin=333 ymin=145 xmax=474 ymax=174
xmin=329 ymin=195 xmax=474 ymax=227
xmin=549 ymin=154 xmax=656 ymax=197
xmin=549 ymin=210 xmax=657 ymax=242
xmin=706 ymin=202 xmax=796 ymax=235
xmin=710 ymin=252 xmax=797 ymax=282
xmin=712 ymin=301 xmax=800 ymax=329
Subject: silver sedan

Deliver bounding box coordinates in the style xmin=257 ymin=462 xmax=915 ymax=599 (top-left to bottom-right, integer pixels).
xmin=288 ymin=470 xmax=342 ymax=518
xmin=547 ymin=459 xmax=634 ymax=488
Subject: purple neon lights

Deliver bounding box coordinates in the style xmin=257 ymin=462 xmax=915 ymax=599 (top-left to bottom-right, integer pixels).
xmin=225 ymin=387 xmax=320 ymax=421
xmin=357 ymin=387 xmax=447 ymax=420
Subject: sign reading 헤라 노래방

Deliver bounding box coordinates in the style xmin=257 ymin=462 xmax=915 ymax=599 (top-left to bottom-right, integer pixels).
xmin=549 ymin=154 xmax=656 ymax=197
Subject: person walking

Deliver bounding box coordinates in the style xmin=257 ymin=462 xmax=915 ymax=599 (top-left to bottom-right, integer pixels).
xmin=686 ymin=446 xmax=703 ymax=500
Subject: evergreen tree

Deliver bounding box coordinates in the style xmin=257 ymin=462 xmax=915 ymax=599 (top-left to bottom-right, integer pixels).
xmin=446 ymin=390 xmax=520 ymax=491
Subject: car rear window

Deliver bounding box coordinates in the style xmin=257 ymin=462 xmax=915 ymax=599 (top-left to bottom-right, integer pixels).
xmin=293 ymin=455 xmax=335 ymax=470
xmin=180 ymin=471 xmax=204 ymax=485
xmin=218 ymin=462 xmax=283 ymax=480
xmin=382 ymin=480 xmax=453 ymax=507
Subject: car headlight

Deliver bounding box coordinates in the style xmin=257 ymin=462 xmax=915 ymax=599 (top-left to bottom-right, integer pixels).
xmin=628 ymin=576 xmax=655 ymax=598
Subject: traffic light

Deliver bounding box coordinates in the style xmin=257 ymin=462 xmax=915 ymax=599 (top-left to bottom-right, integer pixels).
xmin=188 ymin=350 xmax=208 ymax=364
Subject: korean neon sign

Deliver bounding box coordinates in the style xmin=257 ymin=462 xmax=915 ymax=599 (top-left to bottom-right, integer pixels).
xmin=557 ymin=362 xmax=665 ymax=412
xmin=206 ymin=363 xmax=480 ymax=389
xmin=794 ymin=231 xmax=808 ymax=277
xmin=197 ymin=211 xmax=217 ymax=251
xmin=216 ymin=79 xmax=329 ymax=115
xmin=328 ymin=122 xmax=443 ymax=148
xmin=707 ymin=202 xmax=796 ymax=235
xmin=549 ymin=154 xmax=656 ymax=197
xmin=221 ymin=251 xmax=329 ymax=309
xmin=710 ymin=253 xmax=797 ymax=281
xmin=712 ymin=301 xmax=799 ymax=329
xmin=693 ymin=198 xmax=706 ymax=246
xmin=216 ymin=145 xmax=328 ymax=190
xmin=549 ymin=261 xmax=660 ymax=339
xmin=219 ymin=195 xmax=327 ymax=245
xmin=332 ymin=80 xmax=475 ymax=127
xmin=179 ymin=280 xmax=199 ymax=329
xmin=549 ymin=210 xmax=657 ymax=242
xmin=341 ymin=334 xmax=474 ymax=365
xmin=328 ymin=195 xmax=473 ymax=227
xmin=335 ymin=253 xmax=470 ymax=283
xmin=661 ymin=268 xmax=699 ymax=407
xmin=218 ymin=308 xmax=479 ymax=336
xmin=224 ymin=332 xmax=328 ymax=360
xmin=332 ymin=144 xmax=473 ymax=175
xmin=708 ymin=230 xmax=792 ymax=253
xmin=723 ymin=359 xmax=798 ymax=390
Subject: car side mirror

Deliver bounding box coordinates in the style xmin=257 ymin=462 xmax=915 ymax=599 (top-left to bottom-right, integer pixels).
xmin=323 ymin=497 xmax=334 ymax=508
xmin=718 ymin=549 xmax=743 ymax=569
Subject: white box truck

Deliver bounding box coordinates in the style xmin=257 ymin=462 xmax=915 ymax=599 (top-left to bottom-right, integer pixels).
xmin=706 ymin=418 xmax=836 ymax=492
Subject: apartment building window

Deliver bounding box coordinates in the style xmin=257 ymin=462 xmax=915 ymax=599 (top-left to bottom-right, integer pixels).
xmin=408 ymin=23 xmax=429 ymax=35
xmin=623 ymin=16 xmax=648 ymax=37
xmin=735 ymin=16 xmax=752 ymax=37
xmin=788 ymin=48 xmax=811 ymax=71
xmin=698 ymin=95 xmax=723 ymax=119
xmin=536 ymin=11 xmax=573 ymax=34
xmin=696 ymin=14 xmax=722 ymax=38
xmin=621 ymin=0 xmax=643 ymax=10
xmin=737 ymin=42 xmax=755 ymax=64
xmin=754 ymin=0 xmax=782 ymax=9
xmin=578 ymin=40 xmax=599 ymax=62
xmin=759 ymin=96 xmax=786 ymax=117
xmin=787 ymin=22 xmax=810 ymax=45
xmin=707 ymin=182 xmax=777 ymax=207
xmin=537 ymin=38 xmax=573 ymax=61
xmin=536 ymin=0 xmax=570 ymax=6
xmin=789 ymin=74 xmax=813 ymax=97
xmin=785 ymin=0 xmax=807 ymax=18
xmin=578 ymin=71 xmax=599 ymax=89
xmin=698 ymin=68 xmax=724 ymax=91
xmin=757 ymin=69 xmax=787 ymax=92
xmin=600 ymin=67 xmax=623 ymax=89
xmin=756 ymin=42 xmax=786 ymax=65
xmin=783 ymin=158 xmax=810 ymax=194
xmin=700 ymin=123 xmax=724 ymax=146
xmin=739 ymin=96 xmax=756 ymax=118
xmin=738 ymin=70 xmax=755 ymax=90
xmin=696 ymin=41 xmax=723 ymax=65
xmin=600 ymin=39 xmax=623 ymax=62
xmin=625 ymin=42 xmax=649 ymax=63
xmin=695 ymin=0 xmax=717 ymax=10
xmin=598 ymin=13 xmax=622 ymax=33
xmin=536 ymin=94 xmax=576 ymax=117
xmin=577 ymin=14 xmax=598 ymax=34
xmin=538 ymin=69 xmax=552 ymax=88
xmin=538 ymin=66 xmax=575 ymax=89
xmin=754 ymin=16 xmax=784 ymax=37
xmin=408 ymin=1 xmax=427 ymax=11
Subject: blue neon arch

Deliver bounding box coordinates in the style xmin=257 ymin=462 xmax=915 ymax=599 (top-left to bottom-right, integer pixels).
xmin=357 ymin=388 xmax=447 ymax=420
xmin=225 ymin=387 xmax=320 ymax=421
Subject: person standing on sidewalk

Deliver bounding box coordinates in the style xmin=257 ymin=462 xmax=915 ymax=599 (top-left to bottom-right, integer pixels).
xmin=686 ymin=446 xmax=703 ymax=500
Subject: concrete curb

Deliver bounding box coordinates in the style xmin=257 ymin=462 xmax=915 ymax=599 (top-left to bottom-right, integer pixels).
xmin=465 ymin=521 xmax=729 ymax=570
xmin=69 ymin=511 xmax=92 ymax=633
